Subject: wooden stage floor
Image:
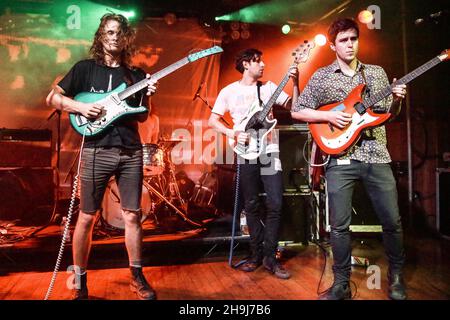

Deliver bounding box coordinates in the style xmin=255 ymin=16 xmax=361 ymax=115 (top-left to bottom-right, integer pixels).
xmin=0 ymin=222 xmax=449 ymax=300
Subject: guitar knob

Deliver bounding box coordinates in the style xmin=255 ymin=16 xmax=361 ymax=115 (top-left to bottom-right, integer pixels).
xmin=102 ymin=117 xmax=106 ymax=122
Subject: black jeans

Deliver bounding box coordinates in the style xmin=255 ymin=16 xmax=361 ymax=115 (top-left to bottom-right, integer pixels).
xmin=326 ymin=159 xmax=405 ymax=283
xmin=239 ymin=154 xmax=283 ymax=261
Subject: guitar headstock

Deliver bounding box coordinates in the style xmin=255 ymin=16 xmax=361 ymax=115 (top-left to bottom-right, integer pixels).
xmin=438 ymin=49 xmax=449 ymax=61
xmin=188 ymin=46 xmax=224 ymax=62
xmin=292 ymin=40 xmax=316 ymax=64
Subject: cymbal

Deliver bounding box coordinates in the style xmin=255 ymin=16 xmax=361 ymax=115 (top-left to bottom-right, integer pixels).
xmin=158 ymin=138 xmax=187 ymax=149
xmin=159 ymin=138 xmax=187 ymax=144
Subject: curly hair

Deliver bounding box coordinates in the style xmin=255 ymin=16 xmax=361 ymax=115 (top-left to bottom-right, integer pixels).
xmin=89 ymin=13 xmax=136 ymax=68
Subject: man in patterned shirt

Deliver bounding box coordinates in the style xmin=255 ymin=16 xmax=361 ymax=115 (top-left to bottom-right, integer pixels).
xmin=291 ymin=18 xmax=407 ymax=300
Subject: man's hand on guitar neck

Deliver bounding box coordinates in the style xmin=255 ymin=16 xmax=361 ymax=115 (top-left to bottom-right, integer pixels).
xmin=145 ymin=74 xmax=158 ymax=96
xmin=288 ymin=65 xmax=299 ymax=84
xmin=391 ymin=78 xmax=407 ymax=102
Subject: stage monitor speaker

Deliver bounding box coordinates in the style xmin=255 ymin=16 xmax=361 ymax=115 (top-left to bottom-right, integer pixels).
xmin=0 ymin=167 xmax=55 ymax=225
xmin=436 ymin=168 xmax=450 ymax=238
xmin=260 ymin=192 xmax=310 ymax=244
xmin=326 ymin=179 xmax=382 ymax=232
xmin=277 ymin=125 xmax=310 ymax=193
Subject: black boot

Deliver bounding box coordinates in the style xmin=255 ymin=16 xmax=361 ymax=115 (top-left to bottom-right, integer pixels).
xmin=319 ymin=281 xmax=352 ymax=300
xmin=388 ymin=273 xmax=407 ymax=300
xmin=263 ymin=256 xmax=291 ymax=280
xmin=71 ymin=272 xmax=88 ymax=300
xmin=130 ymin=267 xmax=156 ymax=300
xmin=239 ymin=255 xmax=263 ymax=272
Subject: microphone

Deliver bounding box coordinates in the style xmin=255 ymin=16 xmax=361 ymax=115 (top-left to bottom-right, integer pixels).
xmin=414 ymin=10 xmax=448 ymax=25
xmin=192 ymin=82 xmax=204 ymax=101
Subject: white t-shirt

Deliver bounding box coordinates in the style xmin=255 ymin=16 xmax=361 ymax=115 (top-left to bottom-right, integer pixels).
xmin=212 ymin=80 xmax=290 ymax=154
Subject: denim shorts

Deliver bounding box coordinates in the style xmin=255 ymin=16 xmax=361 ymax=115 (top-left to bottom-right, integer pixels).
xmin=79 ymin=147 xmax=143 ymax=214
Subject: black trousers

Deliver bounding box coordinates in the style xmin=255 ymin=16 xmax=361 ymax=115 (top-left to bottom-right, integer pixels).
xmin=239 ymin=154 xmax=283 ymax=261
xmin=326 ymin=159 xmax=405 ymax=283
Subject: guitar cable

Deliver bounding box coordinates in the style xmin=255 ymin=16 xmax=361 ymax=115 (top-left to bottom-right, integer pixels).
xmin=44 ymin=127 xmax=87 ymax=300
xmin=303 ymin=137 xmax=330 ymax=168
xmin=228 ymin=161 xmax=242 ymax=268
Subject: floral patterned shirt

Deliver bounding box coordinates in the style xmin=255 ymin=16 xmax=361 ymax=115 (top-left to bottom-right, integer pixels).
xmin=292 ymin=60 xmax=393 ymax=163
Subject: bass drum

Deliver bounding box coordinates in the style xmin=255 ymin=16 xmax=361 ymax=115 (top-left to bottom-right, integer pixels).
xmin=101 ymin=178 xmax=152 ymax=230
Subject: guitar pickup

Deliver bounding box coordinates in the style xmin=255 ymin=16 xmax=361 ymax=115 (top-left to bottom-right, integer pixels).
xmin=354 ymin=102 xmax=366 ymax=115
xmin=110 ymin=93 xmax=121 ymax=105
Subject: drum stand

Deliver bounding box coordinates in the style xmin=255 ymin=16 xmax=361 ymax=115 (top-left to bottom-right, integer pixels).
xmin=143 ymin=148 xmax=202 ymax=228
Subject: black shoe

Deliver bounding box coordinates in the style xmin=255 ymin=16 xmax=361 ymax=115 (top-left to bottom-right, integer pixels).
xmin=319 ymin=282 xmax=352 ymax=300
xmin=263 ymin=257 xmax=291 ymax=280
xmin=388 ymin=273 xmax=407 ymax=300
xmin=239 ymin=258 xmax=262 ymax=272
xmin=71 ymin=273 xmax=88 ymax=300
xmin=130 ymin=268 xmax=156 ymax=300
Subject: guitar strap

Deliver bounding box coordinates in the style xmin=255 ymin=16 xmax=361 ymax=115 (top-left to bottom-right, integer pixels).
xmin=359 ymin=67 xmax=376 ymax=141
xmin=256 ymin=80 xmax=263 ymax=107
xmin=123 ymin=66 xmax=135 ymax=87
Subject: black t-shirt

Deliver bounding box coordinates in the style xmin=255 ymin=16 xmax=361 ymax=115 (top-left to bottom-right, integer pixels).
xmin=58 ymin=59 xmax=148 ymax=149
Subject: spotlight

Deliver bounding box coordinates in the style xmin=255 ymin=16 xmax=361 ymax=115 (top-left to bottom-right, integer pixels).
xmin=358 ymin=10 xmax=373 ymax=24
xmin=241 ymin=30 xmax=250 ymax=40
xmin=164 ymin=13 xmax=177 ymax=26
xmin=240 ymin=22 xmax=249 ymax=30
xmin=230 ymin=30 xmax=240 ymax=40
xmin=123 ymin=10 xmax=135 ymax=20
xmin=230 ymin=21 xmax=240 ymax=31
xmin=314 ymin=34 xmax=327 ymax=46
xmin=281 ymin=24 xmax=291 ymax=34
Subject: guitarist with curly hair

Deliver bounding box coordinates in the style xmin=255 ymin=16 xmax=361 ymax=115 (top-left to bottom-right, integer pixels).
xmin=46 ymin=13 xmax=158 ymax=300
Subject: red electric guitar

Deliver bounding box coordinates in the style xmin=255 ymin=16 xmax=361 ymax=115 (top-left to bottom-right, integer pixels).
xmin=309 ymin=49 xmax=449 ymax=155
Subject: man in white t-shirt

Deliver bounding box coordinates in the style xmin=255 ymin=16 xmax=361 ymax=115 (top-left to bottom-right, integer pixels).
xmin=208 ymin=48 xmax=299 ymax=279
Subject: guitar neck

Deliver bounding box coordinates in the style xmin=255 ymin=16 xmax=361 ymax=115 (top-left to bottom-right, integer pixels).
xmin=258 ymin=67 xmax=292 ymax=121
xmin=118 ymin=57 xmax=190 ymax=100
xmin=363 ymin=56 xmax=443 ymax=108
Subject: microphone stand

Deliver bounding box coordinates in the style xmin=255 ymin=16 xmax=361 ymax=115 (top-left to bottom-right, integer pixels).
xmin=195 ymin=93 xmax=232 ymax=127
xmin=46 ymin=109 xmax=62 ymax=223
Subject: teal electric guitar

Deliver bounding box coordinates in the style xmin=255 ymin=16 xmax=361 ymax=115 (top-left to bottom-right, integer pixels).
xmin=69 ymin=46 xmax=223 ymax=136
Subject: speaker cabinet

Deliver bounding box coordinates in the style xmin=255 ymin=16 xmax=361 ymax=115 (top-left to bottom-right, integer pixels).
xmin=260 ymin=192 xmax=310 ymax=244
xmin=0 ymin=168 xmax=55 ymax=225
xmin=0 ymin=129 xmax=52 ymax=167
xmin=277 ymin=125 xmax=310 ymax=193
xmin=436 ymin=168 xmax=450 ymax=238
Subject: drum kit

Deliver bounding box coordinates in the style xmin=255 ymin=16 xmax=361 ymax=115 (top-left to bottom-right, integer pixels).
xmin=100 ymin=138 xmax=203 ymax=233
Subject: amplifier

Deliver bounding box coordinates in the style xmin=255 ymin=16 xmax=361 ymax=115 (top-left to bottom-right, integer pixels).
xmin=277 ymin=125 xmax=310 ymax=193
xmin=436 ymin=168 xmax=450 ymax=239
xmin=0 ymin=129 xmax=52 ymax=167
xmin=0 ymin=128 xmax=52 ymax=141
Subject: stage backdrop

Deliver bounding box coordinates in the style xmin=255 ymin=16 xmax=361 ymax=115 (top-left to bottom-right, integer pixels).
xmin=0 ymin=14 xmax=223 ymax=194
